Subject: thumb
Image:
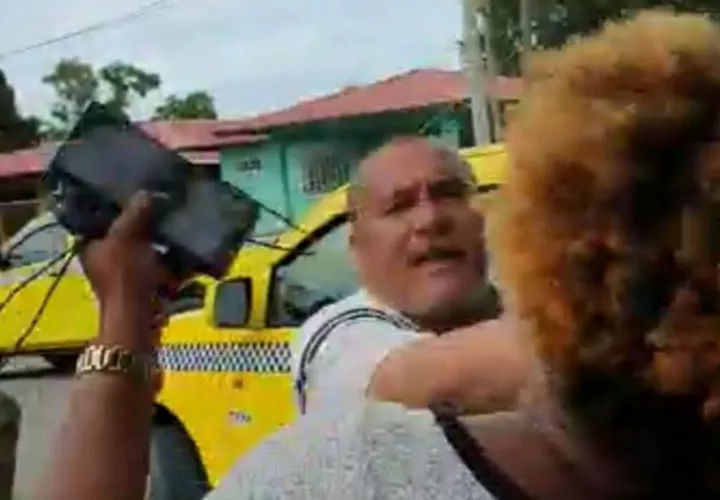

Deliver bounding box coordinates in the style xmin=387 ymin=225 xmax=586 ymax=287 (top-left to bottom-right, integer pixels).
xmin=108 ymin=191 xmax=154 ymax=241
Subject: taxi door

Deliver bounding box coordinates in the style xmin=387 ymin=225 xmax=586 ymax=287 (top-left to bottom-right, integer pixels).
xmin=0 ymin=213 xmax=97 ymax=353
xmin=155 ymin=270 xmax=296 ymax=486
xmin=196 ymin=214 xmax=359 ymax=482
xmin=156 ymin=217 xmax=359 ymax=485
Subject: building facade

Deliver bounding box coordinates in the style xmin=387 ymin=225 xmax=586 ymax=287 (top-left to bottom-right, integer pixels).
xmin=0 ymin=69 xmax=521 ymax=243
xmin=218 ymin=69 xmax=520 ymax=236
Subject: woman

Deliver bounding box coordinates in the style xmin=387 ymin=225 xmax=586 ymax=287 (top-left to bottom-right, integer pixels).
xmin=36 ymin=9 xmax=720 ymax=500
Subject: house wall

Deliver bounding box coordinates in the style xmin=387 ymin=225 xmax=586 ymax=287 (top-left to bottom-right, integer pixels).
xmin=283 ymin=139 xmax=367 ymax=222
xmin=220 ymin=113 xmax=465 ymax=237
xmin=220 ymin=142 xmax=289 ymax=237
xmin=0 ymin=174 xmax=45 ymax=243
xmin=221 ymin=138 xmax=369 ymax=236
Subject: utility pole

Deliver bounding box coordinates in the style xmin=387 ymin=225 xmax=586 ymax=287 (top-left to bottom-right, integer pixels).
xmin=481 ymin=2 xmax=502 ymax=140
xmin=461 ymin=0 xmax=492 ymax=146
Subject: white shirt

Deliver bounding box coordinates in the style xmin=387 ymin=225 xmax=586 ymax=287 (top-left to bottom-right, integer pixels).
xmin=291 ymin=290 xmax=420 ymax=413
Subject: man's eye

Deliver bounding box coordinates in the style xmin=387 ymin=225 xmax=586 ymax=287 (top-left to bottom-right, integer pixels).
xmin=385 ymin=199 xmax=413 ymax=214
xmin=430 ymin=180 xmax=470 ymax=200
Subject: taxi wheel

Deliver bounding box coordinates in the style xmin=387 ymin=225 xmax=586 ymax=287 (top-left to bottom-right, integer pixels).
xmin=148 ymin=424 xmax=209 ymax=500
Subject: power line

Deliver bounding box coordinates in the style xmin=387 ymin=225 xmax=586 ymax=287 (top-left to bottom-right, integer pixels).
xmin=0 ymin=0 xmax=180 ymax=61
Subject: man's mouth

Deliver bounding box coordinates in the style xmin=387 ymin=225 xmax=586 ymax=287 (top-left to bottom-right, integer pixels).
xmin=412 ymin=248 xmax=466 ymax=267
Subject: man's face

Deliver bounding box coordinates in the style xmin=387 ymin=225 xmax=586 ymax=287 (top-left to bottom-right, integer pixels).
xmin=350 ymin=141 xmax=487 ymax=325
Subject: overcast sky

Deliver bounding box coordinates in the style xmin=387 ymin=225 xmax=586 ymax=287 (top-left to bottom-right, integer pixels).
xmin=0 ymin=0 xmax=461 ymax=121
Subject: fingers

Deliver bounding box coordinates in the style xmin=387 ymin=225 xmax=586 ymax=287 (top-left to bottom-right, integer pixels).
xmin=149 ymin=297 xmax=170 ymax=343
xmin=150 ymin=310 xmax=169 ymax=335
xmin=107 ymin=191 xmax=154 ymax=241
xmin=150 ymin=367 xmax=164 ymax=395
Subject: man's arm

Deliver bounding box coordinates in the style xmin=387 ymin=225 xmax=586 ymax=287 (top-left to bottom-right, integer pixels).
xmin=296 ymin=314 xmax=531 ymax=414
xmin=368 ymin=318 xmax=532 ymax=413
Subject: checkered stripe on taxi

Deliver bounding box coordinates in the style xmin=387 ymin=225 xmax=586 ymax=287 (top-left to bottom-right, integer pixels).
xmin=157 ymin=342 xmax=291 ymax=373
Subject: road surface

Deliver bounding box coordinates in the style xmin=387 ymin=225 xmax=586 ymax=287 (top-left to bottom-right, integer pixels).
xmin=0 ymin=357 xmax=72 ymax=500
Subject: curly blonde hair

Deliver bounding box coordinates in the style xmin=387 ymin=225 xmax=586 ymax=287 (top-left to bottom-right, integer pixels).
xmin=493 ymin=10 xmax=720 ymax=417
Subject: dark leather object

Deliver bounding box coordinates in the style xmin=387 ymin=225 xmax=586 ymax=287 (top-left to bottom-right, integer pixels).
xmin=44 ymin=101 xmax=259 ymax=279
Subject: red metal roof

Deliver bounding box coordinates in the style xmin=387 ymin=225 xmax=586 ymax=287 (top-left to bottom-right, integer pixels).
xmin=224 ymin=69 xmax=522 ymax=132
xmin=0 ymin=148 xmax=45 ymax=179
xmin=139 ymin=120 xmax=262 ymax=150
xmin=0 ymin=69 xmax=522 ymax=179
xmin=0 ymin=120 xmax=264 ymax=179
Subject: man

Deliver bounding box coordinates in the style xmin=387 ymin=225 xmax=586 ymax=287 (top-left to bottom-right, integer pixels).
xmin=294 ymin=136 xmax=521 ymax=414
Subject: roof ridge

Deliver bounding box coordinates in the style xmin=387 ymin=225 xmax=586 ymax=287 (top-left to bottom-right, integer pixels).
xmin=238 ymin=68 xmax=447 ymax=122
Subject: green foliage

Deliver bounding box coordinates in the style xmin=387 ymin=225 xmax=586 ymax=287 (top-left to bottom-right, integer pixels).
xmin=153 ymin=91 xmax=217 ymax=120
xmin=99 ymin=61 xmax=161 ymax=116
xmin=41 ymin=58 xmax=160 ymax=139
xmin=0 ymin=69 xmax=40 ymax=153
xmin=488 ymin=0 xmax=720 ymax=75
xmin=40 ymin=58 xmax=218 ymax=139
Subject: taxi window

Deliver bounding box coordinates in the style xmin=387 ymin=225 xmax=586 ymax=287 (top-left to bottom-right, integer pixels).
xmin=269 ymin=220 xmax=358 ymax=327
xmin=3 ymin=213 xmax=68 ymax=268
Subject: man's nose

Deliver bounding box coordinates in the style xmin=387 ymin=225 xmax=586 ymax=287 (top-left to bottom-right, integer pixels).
xmin=411 ymin=197 xmax=452 ymax=235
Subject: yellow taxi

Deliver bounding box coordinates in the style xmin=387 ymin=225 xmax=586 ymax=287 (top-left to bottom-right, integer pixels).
xmin=0 ymin=144 xmax=508 ymax=499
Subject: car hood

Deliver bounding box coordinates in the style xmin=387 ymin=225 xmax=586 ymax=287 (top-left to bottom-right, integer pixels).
xmin=224 ymin=244 xmax=283 ymax=278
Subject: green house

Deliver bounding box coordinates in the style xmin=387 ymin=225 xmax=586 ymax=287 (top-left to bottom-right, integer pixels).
xmin=216 ymin=69 xmax=520 ymax=237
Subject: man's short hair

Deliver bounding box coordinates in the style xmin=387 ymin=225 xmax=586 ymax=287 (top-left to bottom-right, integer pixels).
xmin=347 ymin=136 xmax=474 ymax=218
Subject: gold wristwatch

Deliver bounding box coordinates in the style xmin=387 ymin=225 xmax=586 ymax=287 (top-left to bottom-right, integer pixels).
xmin=75 ymin=344 xmax=154 ymax=384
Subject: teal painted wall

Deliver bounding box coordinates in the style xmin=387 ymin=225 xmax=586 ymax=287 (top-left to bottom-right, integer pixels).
xmin=220 ymin=142 xmax=290 ymax=237
xmin=284 ymin=139 xmax=367 ymax=220
xmin=219 ymin=114 xmax=463 ymax=237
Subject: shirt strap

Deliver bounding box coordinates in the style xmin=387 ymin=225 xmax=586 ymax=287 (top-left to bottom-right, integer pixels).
xmin=295 ymin=307 xmax=416 ymax=413
xmin=431 ymin=404 xmax=535 ymax=500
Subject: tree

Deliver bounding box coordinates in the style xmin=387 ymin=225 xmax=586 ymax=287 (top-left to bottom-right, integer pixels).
xmin=0 ymin=69 xmax=41 ymax=152
xmin=486 ymin=0 xmax=720 ymax=76
xmin=153 ymin=91 xmax=217 ymax=120
xmin=41 ymin=58 xmax=161 ymax=139
xmin=99 ymin=62 xmax=161 ymax=116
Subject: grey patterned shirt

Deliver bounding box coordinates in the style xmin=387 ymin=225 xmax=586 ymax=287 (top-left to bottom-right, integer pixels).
xmin=205 ymin=401 xmax=495 ymax=499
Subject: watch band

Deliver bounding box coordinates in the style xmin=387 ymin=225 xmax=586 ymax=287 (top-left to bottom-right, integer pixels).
xmin=75 ymin=344 xmax=154 ymax=384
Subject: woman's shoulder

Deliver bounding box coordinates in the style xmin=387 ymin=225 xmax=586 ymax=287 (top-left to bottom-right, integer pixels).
xmin=207 ymin=401 xmax=497 ymax=500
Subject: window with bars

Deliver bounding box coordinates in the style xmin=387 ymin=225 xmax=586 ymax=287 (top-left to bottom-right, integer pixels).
xmin=301 ymin=151 xmax=352 ymax=195
xmin=236 ymin=157 xmax=262 ymax=174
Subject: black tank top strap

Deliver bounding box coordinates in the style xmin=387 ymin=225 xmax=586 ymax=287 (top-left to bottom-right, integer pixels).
xmin=431 ymin=404 xmax=536 ymax=500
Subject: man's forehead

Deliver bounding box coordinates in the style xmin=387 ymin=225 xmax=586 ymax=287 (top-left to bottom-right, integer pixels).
xmin=357 ymin=139 xmax=468 ymax=196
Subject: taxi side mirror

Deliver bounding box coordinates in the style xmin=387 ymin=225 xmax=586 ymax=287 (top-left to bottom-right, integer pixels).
xmin=212 ymin=278 xmax=251 ymax=328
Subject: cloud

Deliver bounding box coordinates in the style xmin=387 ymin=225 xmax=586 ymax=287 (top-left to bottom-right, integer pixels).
xmin=0 ymin=0 xmax=461 ymax=119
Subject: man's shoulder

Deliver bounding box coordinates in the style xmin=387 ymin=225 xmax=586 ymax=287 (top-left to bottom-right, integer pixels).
xmin=298 ymin=290 xmax=374 ymax=333
xmin=291 ymin=291 xmax=377 ymax=381
xmin=296 ymin=290 xmax=416 ymax=341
